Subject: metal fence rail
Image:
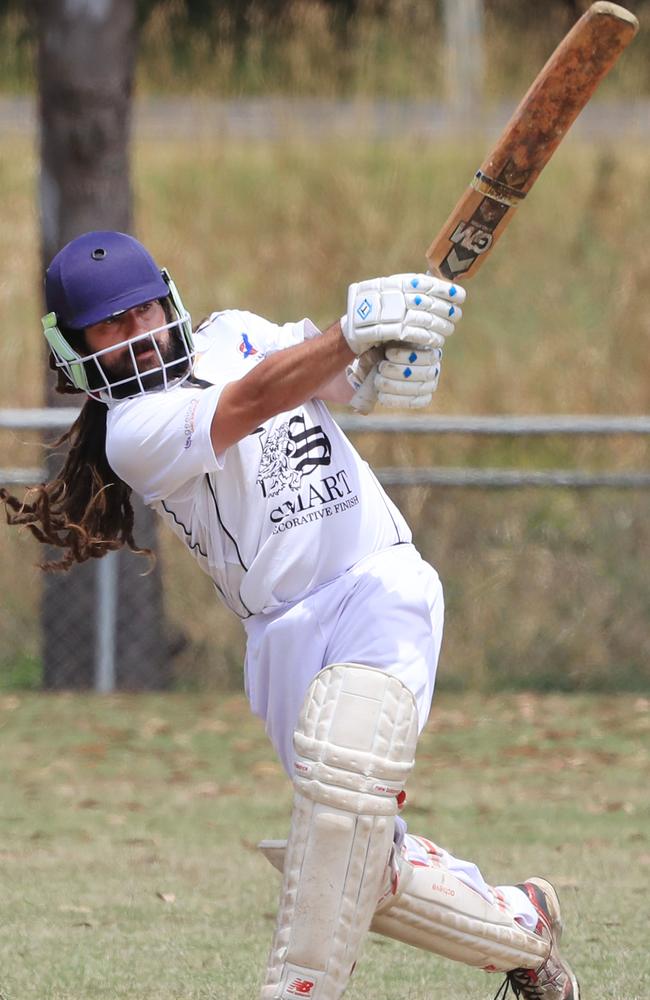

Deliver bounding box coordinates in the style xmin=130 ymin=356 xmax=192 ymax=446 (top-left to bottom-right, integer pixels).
xmin=4 ymin=408 xmax=650 ymax=434
xmin=337 ymin=414 xmax=650 ymax=436
xmin=376 ymin=468 xmax=650 ymax=489
xmin=2 ymin=409 xmax=648 ymax=489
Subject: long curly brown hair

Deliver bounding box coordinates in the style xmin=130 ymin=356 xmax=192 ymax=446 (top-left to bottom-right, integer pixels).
xmin=0 ymin=344 xmax=151 ymax=572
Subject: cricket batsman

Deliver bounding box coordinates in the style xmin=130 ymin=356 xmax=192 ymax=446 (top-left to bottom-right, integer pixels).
xmin=1 ymin=230 xmax=580 ymax=999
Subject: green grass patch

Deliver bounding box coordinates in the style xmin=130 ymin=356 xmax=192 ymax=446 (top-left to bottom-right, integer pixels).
xmin=0 ymin=654 xmax=41 ymax=691
xmin=0 ymin=691 xmax=648 ymax=998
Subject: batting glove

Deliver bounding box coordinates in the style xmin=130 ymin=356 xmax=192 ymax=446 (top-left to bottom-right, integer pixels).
xmin=349 ymin=344 xmax=443 ymax=413
xmin=376 ymin=344 xmax=443 ymax=408
xmin=340 ymin=273 xmax=464 ymax=355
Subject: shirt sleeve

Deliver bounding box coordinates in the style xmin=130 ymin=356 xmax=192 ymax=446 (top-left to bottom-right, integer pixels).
xmin=236 ymin=311 xmax=322 ymax=353
xmin=106 ymin=385 xmax=224 ymax=504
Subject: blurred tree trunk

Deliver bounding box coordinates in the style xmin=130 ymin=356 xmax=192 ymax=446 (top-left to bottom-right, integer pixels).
xmin=31 ymin=0 xmax=170 ymax=690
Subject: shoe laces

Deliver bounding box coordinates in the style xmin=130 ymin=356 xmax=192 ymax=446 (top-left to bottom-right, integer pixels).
xmin=493 ymin=968 xmax=545 ymax=1000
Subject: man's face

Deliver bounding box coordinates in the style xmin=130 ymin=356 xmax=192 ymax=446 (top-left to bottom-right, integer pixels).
xmin=83 ymin=300 xmax=182 ymax=396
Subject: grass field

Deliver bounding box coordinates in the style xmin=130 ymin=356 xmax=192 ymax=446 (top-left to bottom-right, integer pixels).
xmin=0 ymin=691 xmax=648 ymax=999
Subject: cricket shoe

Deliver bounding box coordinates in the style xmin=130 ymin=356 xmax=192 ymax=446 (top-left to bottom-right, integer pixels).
xmin=493 ymin=878 xmax=580 ymax=999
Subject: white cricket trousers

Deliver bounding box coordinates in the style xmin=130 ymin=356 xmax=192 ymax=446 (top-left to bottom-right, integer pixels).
xmin=243 ymin=542 xmax=539 ymax=931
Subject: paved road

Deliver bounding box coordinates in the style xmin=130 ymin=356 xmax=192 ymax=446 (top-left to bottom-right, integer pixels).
xmin=1 ymin=94 xmax=648 ymax=141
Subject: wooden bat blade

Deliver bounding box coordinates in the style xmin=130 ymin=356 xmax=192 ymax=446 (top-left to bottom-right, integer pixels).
xmin=426 ymin=2 xmax=639 ymax=282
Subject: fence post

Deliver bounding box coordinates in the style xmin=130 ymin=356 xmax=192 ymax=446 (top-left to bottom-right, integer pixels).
xmin=442 ymin=0 xmax=486 ymax=126
xmin=95 ymin=551 xmax=119 ymax=693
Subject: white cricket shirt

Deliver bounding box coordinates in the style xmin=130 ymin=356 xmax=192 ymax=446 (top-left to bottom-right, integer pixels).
xmin=106 ymin=310 xmax=411 ymax=617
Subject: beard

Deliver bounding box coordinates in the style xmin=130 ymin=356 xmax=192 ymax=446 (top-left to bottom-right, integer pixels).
xmin=87 ymin=330 xmax=190 ymax=399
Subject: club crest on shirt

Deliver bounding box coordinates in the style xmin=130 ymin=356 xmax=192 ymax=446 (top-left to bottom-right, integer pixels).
xmin=256 ymin=414 xmax=332 ymax=498
xmin=239 ymin=332 xmax=259 ymax=358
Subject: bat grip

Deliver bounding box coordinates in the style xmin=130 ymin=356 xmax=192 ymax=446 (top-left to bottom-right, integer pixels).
xmin=349 ymin=367 xmax=379 ymax=414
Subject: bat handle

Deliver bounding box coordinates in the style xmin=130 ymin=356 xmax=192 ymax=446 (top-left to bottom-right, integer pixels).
xmin=349 ymin=367 xmax=379 ymax=414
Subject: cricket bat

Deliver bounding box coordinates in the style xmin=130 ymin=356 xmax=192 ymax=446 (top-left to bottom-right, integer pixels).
xmin=351 ymin=2 xmax=638 ymax=413
xmin=426 ymin=1 xmax=639 ymax=281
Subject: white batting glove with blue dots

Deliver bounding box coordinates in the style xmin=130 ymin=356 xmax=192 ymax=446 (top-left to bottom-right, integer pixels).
xmin=340 ymin=273 xmax=464 ymax=355
xmin=375 ymin=344 xmax=443 ymax=408
xmin=349 ymin=343 xmax=445 ymax=413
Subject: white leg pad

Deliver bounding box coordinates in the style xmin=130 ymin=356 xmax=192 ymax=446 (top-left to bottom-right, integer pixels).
xmin=372 ymin=839 xmax=549 ymax=973
xmin=260 ymin=837 xmax=549 ymax=977
xmin=261 ymin=663 xmax=419 ymax=1000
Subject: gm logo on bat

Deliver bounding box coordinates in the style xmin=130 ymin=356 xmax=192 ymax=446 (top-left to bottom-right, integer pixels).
xmin=441 ymin=219 xmax=494 ymax=277
xmin=450 ymin=220 xmax=493 ymax=255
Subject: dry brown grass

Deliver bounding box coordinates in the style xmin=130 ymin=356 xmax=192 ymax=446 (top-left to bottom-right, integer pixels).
xmin=3 ymin=2 xmax=649 ymax=99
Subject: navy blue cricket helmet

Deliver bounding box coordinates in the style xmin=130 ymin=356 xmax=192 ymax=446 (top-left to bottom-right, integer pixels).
xmin=42 ymin=231 xmax=195 ymax=401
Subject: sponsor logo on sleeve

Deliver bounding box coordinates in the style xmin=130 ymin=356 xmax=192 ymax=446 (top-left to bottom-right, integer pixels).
xmin=183 ymin=398 xmax=200 ymax=450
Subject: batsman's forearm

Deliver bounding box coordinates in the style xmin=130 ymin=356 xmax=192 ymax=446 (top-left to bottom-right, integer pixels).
xmin=210 ymin=322 xmax=354 ymax=453
xmin=242 ymin=321 xmax=354 ymax=413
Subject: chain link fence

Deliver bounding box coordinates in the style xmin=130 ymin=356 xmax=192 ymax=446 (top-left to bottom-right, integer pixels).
xmin=2 ymin=409 xmax=649 ymax=693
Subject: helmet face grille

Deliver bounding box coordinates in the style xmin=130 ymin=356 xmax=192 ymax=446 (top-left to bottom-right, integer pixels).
xmin=45 ymin=309 xmax=196 ymax=402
